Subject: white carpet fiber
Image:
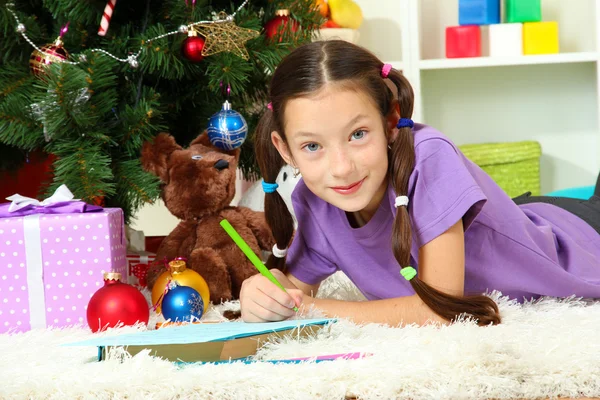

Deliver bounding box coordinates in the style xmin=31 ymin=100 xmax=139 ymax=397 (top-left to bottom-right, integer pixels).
xmin=1 ymin=272 xmax=600 ymax=400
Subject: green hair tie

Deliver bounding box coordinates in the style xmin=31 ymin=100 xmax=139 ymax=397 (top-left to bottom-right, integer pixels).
xmin=400 ymin=266 xmax=417 ymax=281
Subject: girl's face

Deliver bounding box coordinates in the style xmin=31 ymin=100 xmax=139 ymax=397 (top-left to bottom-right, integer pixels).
xmin=272 ymin=86 xmax=398 ymax=216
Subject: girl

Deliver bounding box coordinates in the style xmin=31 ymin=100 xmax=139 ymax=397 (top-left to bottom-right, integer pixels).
xmin=240 ymin=40 xmax=600 ymax=326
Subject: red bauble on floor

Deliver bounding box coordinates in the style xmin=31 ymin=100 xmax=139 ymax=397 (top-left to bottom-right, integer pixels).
xmin=86 ymin=272 xmax=149 ymax=332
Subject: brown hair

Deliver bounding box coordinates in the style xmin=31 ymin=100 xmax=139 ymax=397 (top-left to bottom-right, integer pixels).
xmin=254 ymin=40 xmax=500 ymax=326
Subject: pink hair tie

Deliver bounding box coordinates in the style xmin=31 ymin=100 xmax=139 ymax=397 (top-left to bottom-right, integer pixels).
xmin=267 ymin=102 xmax=273 ymax=111
xmin=381 ymin=64 xmax=392 ymax=78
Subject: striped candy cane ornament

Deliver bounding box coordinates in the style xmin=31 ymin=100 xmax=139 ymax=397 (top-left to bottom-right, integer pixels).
xmin=98 ymin=0 xmax=117 ymax=36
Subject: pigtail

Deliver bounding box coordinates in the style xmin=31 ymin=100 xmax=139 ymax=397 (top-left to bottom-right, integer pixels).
xmin=386 ymin=69 xmax=501 ymax=326
xmin=254 ymin=106 xmax=295 ymax=271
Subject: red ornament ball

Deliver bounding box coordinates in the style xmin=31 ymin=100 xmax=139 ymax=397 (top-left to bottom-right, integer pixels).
xmin=181 ymin=34 xmax=206 ymax=63
xmin=264 ymin=9 xmax=299 ymax=42
xmin=29 ymin=41 xmax=69 ymax=78
xmin=86 ymin=272 xmax=149 ymax=332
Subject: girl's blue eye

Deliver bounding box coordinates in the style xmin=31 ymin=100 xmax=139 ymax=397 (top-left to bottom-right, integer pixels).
xmin=305 ymin=143 xmax=320 ymax=152
xmin=351 ymin=130 xmax=366 ymax=140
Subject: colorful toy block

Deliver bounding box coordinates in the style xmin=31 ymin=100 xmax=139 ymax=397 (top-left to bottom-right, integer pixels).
xmin=459 ymin=0 xmax=501 ymax=25
xmin=489 ymin=23 xmax=523 ymax=57
xmin=446 ymin=26 xmax=481 ymax=58
xmin=523 ymin=22 xmax=559 ymax=55
xmin=506 ymin=0 xmax=541 ymax=23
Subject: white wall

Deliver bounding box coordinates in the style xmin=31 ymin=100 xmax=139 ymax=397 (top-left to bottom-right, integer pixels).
xmin=351 ymin=0 xmax=405 ymax=62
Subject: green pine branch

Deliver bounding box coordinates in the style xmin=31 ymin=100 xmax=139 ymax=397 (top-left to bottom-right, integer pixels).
xmin=120 ymin=89 xmax=167 ymax=156
xmin=42 ymin=0 xmax=103 ymax=26
xmin=109 ymin=158 xmax=161 ymax=219
xmin=0 ymin=6 xmax=45 ymax=64
xmin=0 ymin=64 xmax=44 ymax=149
xmin=48 ymin=138 xmax=116 ymax=202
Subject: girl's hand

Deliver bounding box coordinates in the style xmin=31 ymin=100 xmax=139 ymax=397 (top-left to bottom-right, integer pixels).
xmin=240 ymin=269 xmax=304 ymax=322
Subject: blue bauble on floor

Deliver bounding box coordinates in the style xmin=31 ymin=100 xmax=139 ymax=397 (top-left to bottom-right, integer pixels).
xmin=161 ymin=285 xmax=205 ymax=322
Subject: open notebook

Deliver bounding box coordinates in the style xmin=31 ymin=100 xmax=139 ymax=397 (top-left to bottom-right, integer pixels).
xmin=66 ymin=318 xmax=335 ymax=363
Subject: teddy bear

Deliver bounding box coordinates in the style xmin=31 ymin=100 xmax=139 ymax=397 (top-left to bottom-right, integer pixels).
xmin=141 ymin=132 xmax=276 ymax=304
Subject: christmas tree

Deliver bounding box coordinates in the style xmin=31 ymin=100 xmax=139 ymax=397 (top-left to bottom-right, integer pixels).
xmin=0 ymin=0 xmax=320 ymax=222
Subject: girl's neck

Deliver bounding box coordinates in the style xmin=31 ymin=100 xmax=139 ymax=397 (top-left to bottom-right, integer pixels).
xmin=349 ymin=177 xmax=388 ymax=228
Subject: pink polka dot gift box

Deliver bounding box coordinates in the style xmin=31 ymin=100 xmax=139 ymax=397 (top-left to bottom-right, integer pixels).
xmin=0 ymin=185 xmax=127 ymax=334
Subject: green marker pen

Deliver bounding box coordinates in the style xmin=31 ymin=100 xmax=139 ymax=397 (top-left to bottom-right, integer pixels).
xmin=220 ymin=219 xmax=299 ymax=312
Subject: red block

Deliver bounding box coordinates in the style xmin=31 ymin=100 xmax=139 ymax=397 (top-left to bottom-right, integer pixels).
xmin=446 ymin=26 xmax=481 ymax=58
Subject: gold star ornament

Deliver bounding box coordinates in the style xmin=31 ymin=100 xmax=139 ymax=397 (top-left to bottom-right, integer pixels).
xmin=194 ymin=15 xmax=260 ymax=60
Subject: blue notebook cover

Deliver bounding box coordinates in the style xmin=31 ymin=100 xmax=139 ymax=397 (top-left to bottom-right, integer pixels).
xmin=65 ymin=318 xmax=334 ymax=348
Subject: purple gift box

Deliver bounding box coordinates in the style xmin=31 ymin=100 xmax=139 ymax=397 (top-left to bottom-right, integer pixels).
xmin=0 ymin=186 xmax=127 ymax=333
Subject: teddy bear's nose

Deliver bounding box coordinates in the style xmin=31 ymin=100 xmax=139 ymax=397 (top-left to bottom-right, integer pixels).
xmin=214 ymin=159 xmax=229 ymax=171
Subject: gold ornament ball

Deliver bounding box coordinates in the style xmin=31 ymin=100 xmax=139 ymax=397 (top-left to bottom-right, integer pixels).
xmin=29 ymin=41 xmax=69 ymax=78
xmin=151 ymin=260 xmax=210 ymax=314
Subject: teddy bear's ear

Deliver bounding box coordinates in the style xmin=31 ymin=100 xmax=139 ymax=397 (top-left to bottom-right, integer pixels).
xmin=190 ymin=131 xmax=241 ymax=158
xmin=141 ymin=133 xmax=181 ymax=182
xmin=189 ymin=131 xmax=213 ymax=148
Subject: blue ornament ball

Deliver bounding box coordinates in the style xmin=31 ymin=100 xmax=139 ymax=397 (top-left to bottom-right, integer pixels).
xmin=161 ymin=285 xmax=205 ymax=322
xmin=207 ymin=100 xmax=248 ymax=151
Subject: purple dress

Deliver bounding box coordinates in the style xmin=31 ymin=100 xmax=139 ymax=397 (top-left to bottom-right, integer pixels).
xmin=286 ymin=124 xmax=600 ymax=302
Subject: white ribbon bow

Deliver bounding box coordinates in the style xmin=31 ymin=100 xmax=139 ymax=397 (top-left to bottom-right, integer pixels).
xmin=6 ymin=184 xmax=79 ymax=213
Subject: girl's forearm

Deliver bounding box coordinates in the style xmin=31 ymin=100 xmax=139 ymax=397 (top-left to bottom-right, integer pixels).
xmin=304 ymin=295 xmax=449 ymax=326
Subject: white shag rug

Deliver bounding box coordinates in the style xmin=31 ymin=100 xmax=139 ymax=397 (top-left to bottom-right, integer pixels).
xmin=1 ymin=271 xmax=600 ymax=400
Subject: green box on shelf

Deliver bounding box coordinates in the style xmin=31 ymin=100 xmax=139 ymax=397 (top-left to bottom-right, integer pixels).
xmin=458 ymin=141 xmax=542 ymax=198
xmin=505 ymin=0 xmax=541 ymax=23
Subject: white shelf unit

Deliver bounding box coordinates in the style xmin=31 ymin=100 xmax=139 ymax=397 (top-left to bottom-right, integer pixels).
xmin=353 ymin=0 xmax=600 ymax=193
xmin=419 ymin=52 xmax=599 ymax=70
